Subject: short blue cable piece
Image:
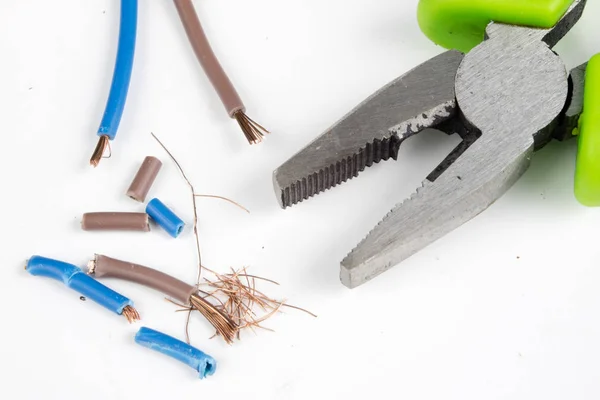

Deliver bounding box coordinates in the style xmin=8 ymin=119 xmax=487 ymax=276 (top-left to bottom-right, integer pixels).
xmin=90 ymin=0 xmax=138 ymax=167
xmin=146 ymin=198 xmax=185 ymax=238
xmin=26 ymin=256 xmax=140 ymax=323
xmin=135 ymin=327 xmax=217 ymax=379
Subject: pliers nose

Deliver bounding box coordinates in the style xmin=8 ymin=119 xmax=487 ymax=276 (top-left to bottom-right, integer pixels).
xmin=273 ymin=0 xmax=591 ymax=289
xmin=273 ymin=50 xmax=465 ymax=209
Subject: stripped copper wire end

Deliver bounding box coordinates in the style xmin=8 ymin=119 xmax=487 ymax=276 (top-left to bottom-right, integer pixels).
xmin=233 ymin=111 xmax=269 ymax=145
xmin=122 ymin=305 xmax=141 ymax=323
xmin=89 ymin=135 xmax=111 ymax=167
xmin=189 ymin=293 xmax=238 ymax=344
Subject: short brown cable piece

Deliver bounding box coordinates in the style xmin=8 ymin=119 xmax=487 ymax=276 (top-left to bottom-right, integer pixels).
xmin=82 ymin=212 xmax=150 ymax=232
xmin=173 ymin=0 xmax=269 ymax=144
xmin=126 ymin=156 xmax=163 ymax=202
xmin=90 ymin=135 xmax=111 ymax=167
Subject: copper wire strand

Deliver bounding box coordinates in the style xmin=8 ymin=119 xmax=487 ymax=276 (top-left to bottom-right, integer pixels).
xmin=151 ymin=133 xmax=202 ymax=282
xmin=165 ymin=298 xmax=189 ymax=309
xmin=184 ymin=306 xmax=194 ymax=344
xmin=152 ymin=132 xmax=314 ymax=342
xmin=233 ymin=274 xmax=280 ymax=285
xmin=89 ymin=135 xmax=110 ymax=167
xmin=233 ymin=110 xmax=269 ymax=145
xmin=194 ymin=194 xmax=250 ymax=214
xmin=121 ymin=305 xmax=141 ymax=323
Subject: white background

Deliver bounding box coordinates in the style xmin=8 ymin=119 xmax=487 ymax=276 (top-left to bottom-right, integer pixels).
xmin=1 ymin=0 xmax=600 ymax=399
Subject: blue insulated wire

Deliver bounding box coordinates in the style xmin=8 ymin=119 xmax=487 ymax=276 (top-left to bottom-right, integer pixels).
xmin=146 ymin=198 xmax=185 ymax=238
xmin=97 ymin=0 xmax=138 ymax=140
xmin=26 ymin=256 xmax=134 ymax=315
xmin=135 ymin=327 xmax=217 ymax=379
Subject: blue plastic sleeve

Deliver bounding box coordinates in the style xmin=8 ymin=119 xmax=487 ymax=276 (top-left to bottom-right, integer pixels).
xmin=97 ymin=0 xmax=138 ymax=140
xmin=146 ymin=198 xmax=185 ymax=238
xmin=26 ymin=256 xmax=80 ymax=284
xmin=26 ymin=256 xmax=134 ymax=315
xmin=68 ymin=273 xmax=133 ymax=314
xmin=135 ymin=327 xmax=217 ymax=379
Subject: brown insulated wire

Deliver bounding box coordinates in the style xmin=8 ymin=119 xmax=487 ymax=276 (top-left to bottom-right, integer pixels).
xmin=91 ymin=254 xmax=196 ymax=303
xmin=81 ymin=212 xmax=150 ymax=232
xmin=173 ymin=0 xmax=269 ymax=144
xmin=126 ymin=156 xmax=163 ymax=202
xmin=90 ymin=254 xmax=238 ymax=343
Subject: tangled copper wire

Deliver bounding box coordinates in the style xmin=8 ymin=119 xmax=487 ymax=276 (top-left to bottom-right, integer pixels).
xmin=152 ymin=132 xmax=314 ymax=344
xmin=171 ymin=267 xmax=316 ymax=343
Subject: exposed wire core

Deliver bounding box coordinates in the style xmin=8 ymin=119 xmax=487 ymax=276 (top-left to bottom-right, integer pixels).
xmin=189 ymin=293 xmax=238 ymax=344
xmin=173 ymin=0 xmax=269 ymax=144
xmin=90 ymin=135 xmax=110 ymax=167
xmin=122 ymin=305 xmax=141 ymax=323
xmin=234 ymin=110 xmax=269 ymax=144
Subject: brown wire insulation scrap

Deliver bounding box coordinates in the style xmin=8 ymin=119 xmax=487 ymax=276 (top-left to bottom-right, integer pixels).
xmin=91 ymin=254 xmax=196 ymax=304
xmin=81 ymin=212 xmax=150 ymax=232
xmin=126 ymin=156 xmax=163 ymax=202
xmin=173 ymin=0 xmax=269 ymax=144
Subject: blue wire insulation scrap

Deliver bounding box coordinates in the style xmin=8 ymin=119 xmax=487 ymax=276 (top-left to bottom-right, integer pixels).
xmin=146 ymin=198 xmax=185 ymax=238
xmin=26 ymin=256 xmax=135 ymax=315
xmin=135 ymin=327 xmax=217 ymax=379
xmin=97 ymin=0 xmax=138 ymax=140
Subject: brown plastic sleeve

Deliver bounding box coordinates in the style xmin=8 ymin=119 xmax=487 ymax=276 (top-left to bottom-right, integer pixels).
xmin=92 ymin=254 xmax=196 ymax=304
xmin=173 ymin=0 xmax=245 ymax=117
xmin=126 ymin=156 xmax=162 ymax=202
xmin=81 ymin=212 xmax=150 ymax=232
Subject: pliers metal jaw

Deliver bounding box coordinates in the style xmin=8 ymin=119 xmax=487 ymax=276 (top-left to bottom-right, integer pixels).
xmin=273 ymin=0 xmax=589 ymax=288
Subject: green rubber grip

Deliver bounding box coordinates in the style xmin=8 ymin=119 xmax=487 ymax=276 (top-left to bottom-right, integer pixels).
xmin=417 ymin=0 xmax=575 ymax=52
xmin=575 ymin=54 xmax=600 ymax=207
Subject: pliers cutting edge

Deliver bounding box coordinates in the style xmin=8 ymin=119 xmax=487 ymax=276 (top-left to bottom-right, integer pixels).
xmin=273 ymin=0 xmax=594 ymax=288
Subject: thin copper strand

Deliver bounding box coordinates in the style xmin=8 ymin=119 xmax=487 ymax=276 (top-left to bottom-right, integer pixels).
xmin=164 ymin=298 xmax=189 ymax=309
xmin=103 ymin=139 xmax=112 ymax=159
xmin=194 ymin=194 xmax=250 ymax=213
xmin=231 ymin=274 xmax=280 ymax=285
xmin=280 ymin=303 xmax=318 ymax=318
xmin=151 ymin=133 xmax=202 ymax=283
xmin=185 ymin=306 xmax=193 ymax=344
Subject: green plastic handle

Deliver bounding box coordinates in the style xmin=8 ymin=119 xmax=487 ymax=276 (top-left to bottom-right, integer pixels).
xmin=575 ymin=54 xmax=600 ymax=207
xmin=417 ymin=0 xmax=575 ymax=52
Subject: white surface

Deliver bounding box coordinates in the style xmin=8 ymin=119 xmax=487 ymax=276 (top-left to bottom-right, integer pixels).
xmin=1 ymin=0 xmax=600 ymax=398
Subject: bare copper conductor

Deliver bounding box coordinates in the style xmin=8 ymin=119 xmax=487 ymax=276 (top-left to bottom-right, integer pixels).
xmin=122 ymin=305 xmax=141 ymax=323
xmin=89 ymin=135 xmax=110 ymax=167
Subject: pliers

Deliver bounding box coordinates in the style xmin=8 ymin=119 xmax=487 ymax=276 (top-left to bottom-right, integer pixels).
xmin=273 ymin=0 xmax=599 ymax=288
